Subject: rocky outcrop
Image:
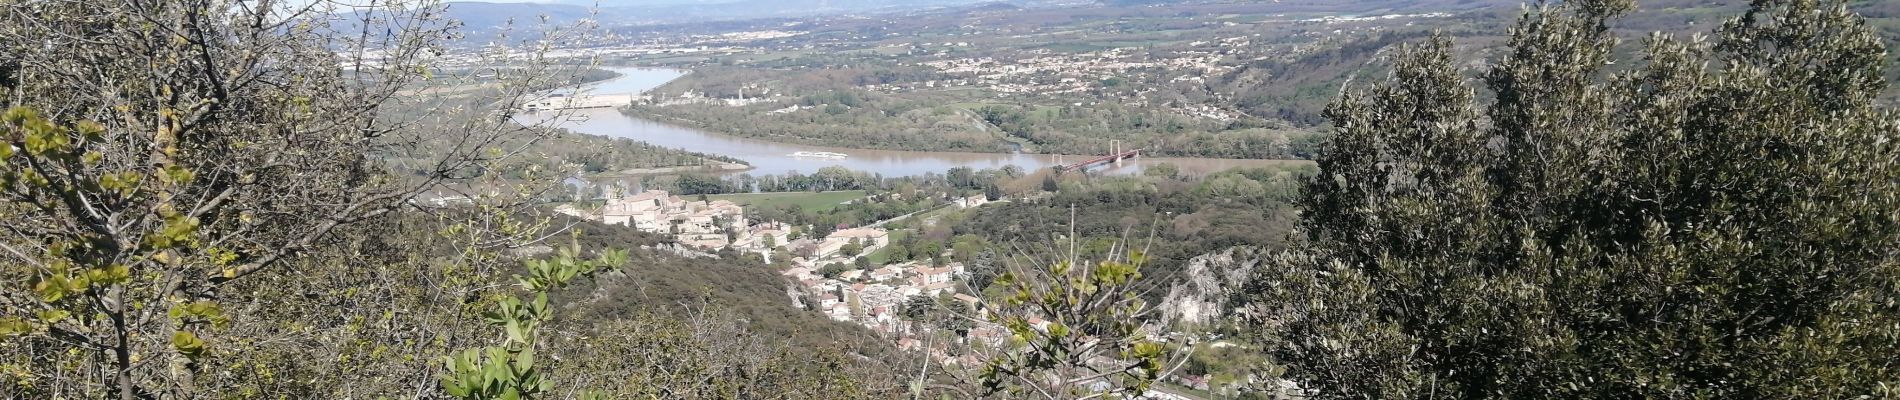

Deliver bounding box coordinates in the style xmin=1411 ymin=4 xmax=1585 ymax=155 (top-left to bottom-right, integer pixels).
xmin=1158 ymin=246 xmax=1266 ymax=327
xmin=643 ymin=243 xmax=717 ymax=259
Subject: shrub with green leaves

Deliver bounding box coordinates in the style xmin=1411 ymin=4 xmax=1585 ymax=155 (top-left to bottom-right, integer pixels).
xmin=1245 ymin=0 xmax=1900 ymax=397
xmin=977 ymin=241 xmax=1190 ymax=399
xmin=442 ymin=245 xmax=626 ymax=400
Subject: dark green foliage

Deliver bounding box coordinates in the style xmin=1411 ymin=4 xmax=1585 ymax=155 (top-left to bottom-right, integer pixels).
xmin=548 ymin=309 xmax=893 ymax=400
xmin=965 ymin=249 xmax=1001 ymax=292
xmin=443 ymin=246 xmax=628 ymax=400
xmin=958 ymin=166 xmax=1309 ymax=289
xmin=1245 ymin=0 xmax=1900 ymax=397
xmin=900 ymin=295 xmax=973 ymax=337
xmin=820 ymin=263 xmax=851 ymax=278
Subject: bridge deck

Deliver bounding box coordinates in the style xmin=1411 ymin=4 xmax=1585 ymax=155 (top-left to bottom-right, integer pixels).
xmin=1059 ymin=149 xmax=1142 ymax=171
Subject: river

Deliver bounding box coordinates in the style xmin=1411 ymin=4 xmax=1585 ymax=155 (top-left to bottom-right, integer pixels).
xmin=520 ymin=67 xmax=1308 ymax=178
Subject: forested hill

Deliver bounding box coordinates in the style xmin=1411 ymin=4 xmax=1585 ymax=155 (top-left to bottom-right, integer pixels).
xmin=1216 ymin=0 xmax=1900 ymax=123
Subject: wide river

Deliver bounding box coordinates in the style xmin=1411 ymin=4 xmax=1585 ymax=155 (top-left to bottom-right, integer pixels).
xmin=520 ymin=67 xmax=1306 ymax=178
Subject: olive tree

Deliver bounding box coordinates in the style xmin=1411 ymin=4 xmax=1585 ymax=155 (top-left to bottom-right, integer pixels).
xmin=0 ymin=0 xmax=595 ymax=397
xmin=1245 ymin=0 xmax=1899 ymax=397
xmin=951 ymin=216 xmax=1192 ymax=400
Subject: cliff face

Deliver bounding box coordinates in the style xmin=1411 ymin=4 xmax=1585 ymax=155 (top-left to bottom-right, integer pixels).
xmin=1158 ymin=246 xmax=1265 ymax=327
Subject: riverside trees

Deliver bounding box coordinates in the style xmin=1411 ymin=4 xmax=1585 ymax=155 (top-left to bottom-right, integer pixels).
xmin=1245 ymin=0 xmax=1900 ymax=397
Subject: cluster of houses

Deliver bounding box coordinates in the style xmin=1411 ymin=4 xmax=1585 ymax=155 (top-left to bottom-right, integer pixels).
xmin=563 ymin=190 xmax=1027 ymax=367
xmin=779 ymin=257 xmax=1038 ymax=370
xmin=906 ymin=47 xmax=1238 ymax=97
xmin=555 ymin=190 xmax=750 ymax=248
xmin=556 ymin=190 xmax=895 ymax=264
xmin=782 ymin=260 xmax=981 ymax=331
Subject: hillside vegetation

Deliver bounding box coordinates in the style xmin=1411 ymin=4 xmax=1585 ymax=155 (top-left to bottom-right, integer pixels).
xmin=0 ymin=0 xmax=1895 ymax=399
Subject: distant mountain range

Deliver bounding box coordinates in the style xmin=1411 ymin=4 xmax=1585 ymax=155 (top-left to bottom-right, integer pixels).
xmin=430 ymin=0 xmax=1613 ymax=39
xmin=439 ymin=0 xmax=1002 ymax=27
xmin=440 ymin=2 xmax=601 ymax=31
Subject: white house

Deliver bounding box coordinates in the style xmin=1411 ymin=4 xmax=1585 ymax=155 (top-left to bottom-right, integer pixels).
xmin=869 ymin=265 xmax=905 ymax=282
xmin=816 ymin=227 xmax=890 ymax=258
xmin=915 ymin=266 xmax=956 ymax=285
xmin=953 ymin=194 xmax=990 ymax=209
xmin=599 ymin=190 xmax=746 ymax=238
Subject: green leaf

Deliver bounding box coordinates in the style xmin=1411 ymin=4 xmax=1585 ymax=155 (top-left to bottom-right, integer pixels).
xmin=504 ymin=321 xmax=525 ymax=344
xmin=160 ymin=165 xmax=194 ymax=185
xmin=36 ymin=309 xmax=70 ymax=323
xmin=513 ymin=346 xmax=535 ymax=371
xmin=171 ymin=331 xmax=207 ymax=359
xmin=0 ymin=317 xmax=30 ymax=336
xmin=33 ymin=276 xmax=67 ymax=303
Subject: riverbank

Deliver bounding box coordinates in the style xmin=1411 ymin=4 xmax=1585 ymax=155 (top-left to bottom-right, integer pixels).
xmin=593 ymin=160 xmax=753 ymax=177
xmin=534 ymin=68 xmax=1312 ymax=178
xmin=624 ymin=65 xmax=1329 ymax=160
xmin=706 ymin=190 xmax=868 ymax=213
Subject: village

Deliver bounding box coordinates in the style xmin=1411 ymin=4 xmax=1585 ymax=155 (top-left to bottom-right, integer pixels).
xmin=555 ymin=189 xmax=1021 ymax=367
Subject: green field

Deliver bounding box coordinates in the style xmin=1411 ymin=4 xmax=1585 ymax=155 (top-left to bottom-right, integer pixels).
xmin=864 ymin=229 xmax=915 ymax=265
xmin=706 ymin=190 xmax=867 ymax=212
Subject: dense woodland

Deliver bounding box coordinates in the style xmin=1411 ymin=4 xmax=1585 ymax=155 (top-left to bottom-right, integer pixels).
xmin=1 ymin=0 xmax=1897 ymax=399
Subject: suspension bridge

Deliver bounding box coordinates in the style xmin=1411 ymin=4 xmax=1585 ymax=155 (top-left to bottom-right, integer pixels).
xmin=1054 ymin=140 xmax=1142 ymax=173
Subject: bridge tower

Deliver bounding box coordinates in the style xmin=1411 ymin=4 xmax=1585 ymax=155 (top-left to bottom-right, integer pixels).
xmin=1111 ymin=140 xmax=1123 ymax=167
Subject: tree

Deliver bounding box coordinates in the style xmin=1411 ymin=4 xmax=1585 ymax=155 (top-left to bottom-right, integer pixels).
xmin=975 ymin=238 xmax=1190 ymax=399
xmin=840 ymin=242 xmax=865 ymax=258
xmin=548 ymin=308 xmax=882 ymax=399
xmin=951 ymin=235 xmax=988 ymax=263
xmin=914 ymin=241 xmax=944 ymax=262
xmin=948 ymin=167 xmax=976 ymax=189
xmin=1244 ymin=0 xmax=1900 ymax=398
xmin=820 ymin=263 xmax=854 ymax=279
xmin=899 ymin=295 xmax=935 ymax=322
xmin=0 ymin=1 xmax=585 ymax=397
xmin=811 ymin=223 xmax=838 ymax=240
xmin=887 ymin=241 xmax=913 ymax=262
xmin=964 ymin=249 xmax=1001 ymax=292
xmin=900 ymin=295 xmax=972 ymax=337
xmin=1142 ymin=162 xmax=1179 ymax=179
xmin=442 ymin=246 xmax=626 ymax=400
